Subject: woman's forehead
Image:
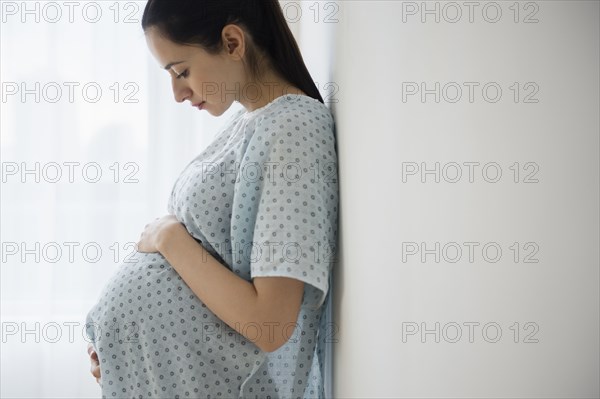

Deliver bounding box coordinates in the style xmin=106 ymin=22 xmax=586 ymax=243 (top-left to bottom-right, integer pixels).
xmin=145 ymin=29 xmax=194 ymax=67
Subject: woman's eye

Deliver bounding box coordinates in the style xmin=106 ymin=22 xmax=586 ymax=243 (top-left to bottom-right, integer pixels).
xmin=176 ymin=69 xmax=189 ymax=79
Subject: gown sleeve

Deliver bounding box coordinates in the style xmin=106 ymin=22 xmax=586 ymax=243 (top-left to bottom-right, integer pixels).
xmin=244 ymin=103 xmax=338 ymax=310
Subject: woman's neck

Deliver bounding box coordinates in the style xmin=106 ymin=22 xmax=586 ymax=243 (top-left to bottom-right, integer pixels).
xmin=239 ymin=71 xmax=306 ymax=111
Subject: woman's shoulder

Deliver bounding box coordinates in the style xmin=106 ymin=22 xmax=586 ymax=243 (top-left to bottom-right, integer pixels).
xmin=241 ymin=95 xmax=337 ymax=166
xmin=254 ymin=94 xmax=334 ymax=132
xmin=270 ymin=94 xmax=332 ymax=117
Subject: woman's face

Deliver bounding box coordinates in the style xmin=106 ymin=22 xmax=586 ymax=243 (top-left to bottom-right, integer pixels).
xmin=145 ymin=26 xmax=245 ymax=117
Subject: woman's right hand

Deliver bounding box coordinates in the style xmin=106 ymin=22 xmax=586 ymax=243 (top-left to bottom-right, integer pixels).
xmin=87 ymin=342 xmax=101 ymax=384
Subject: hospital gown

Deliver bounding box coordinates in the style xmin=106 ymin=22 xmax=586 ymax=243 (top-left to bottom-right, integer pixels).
xmin=85 ymin=94 xmax=339 ymax=398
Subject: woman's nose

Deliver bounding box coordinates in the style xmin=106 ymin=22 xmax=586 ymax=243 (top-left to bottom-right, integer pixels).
xmin=172 ymin=79 xmax=191 ymax=103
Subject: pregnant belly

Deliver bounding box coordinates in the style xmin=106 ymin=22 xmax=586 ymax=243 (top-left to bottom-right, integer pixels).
xmin=85 ymin=251 xmax=266 ymax=396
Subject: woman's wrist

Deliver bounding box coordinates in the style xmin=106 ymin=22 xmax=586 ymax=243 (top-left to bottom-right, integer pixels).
xmin=157 ymin=219 xmax=189 ymax=254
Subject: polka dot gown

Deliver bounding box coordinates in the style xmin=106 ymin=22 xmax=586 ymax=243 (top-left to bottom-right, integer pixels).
xmin=85 ymin=94 xmax=339 ymax=398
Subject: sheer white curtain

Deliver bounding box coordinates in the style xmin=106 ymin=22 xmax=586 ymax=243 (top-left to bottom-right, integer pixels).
xmin=0 ymin=1 xmax=334 ymax=397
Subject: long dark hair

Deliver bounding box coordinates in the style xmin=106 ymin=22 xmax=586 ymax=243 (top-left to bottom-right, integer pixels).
xmin=142 ymin=0 xmax=324 ymax=104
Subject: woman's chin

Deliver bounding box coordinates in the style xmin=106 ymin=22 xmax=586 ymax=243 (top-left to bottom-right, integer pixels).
xmin=204 ymin=102 xmax=235 ymax=117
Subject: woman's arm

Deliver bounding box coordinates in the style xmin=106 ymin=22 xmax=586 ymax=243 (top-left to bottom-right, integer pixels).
xmin=155 ymin=219 xmax=304 ymax=353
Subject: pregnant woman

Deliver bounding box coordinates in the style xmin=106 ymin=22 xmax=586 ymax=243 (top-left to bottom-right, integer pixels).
xmin=85 ymin=0 xmax=338 ymax=398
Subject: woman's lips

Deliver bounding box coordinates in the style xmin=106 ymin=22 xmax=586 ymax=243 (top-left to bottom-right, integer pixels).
xmin=194 ymin=101 xmax=206 ymax=110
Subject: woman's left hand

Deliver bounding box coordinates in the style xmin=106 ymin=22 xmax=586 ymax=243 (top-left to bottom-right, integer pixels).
xmin=136 ymin=214 xmax=184 ymax=253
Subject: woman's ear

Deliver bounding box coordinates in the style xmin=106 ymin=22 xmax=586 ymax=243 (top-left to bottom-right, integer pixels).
xmin=222 ymin=24 xmax=245 ymax=59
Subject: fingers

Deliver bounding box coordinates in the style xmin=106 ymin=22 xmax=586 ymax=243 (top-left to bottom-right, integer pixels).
xmin=90 ymin=356 xmax=101 ymax=383
xmin=88 ymin=343 xmax=98 ymax=361
xmin=91 ymin=363 xmax=101 ymax=379
xmin=88 ymin=343 xmax=101 ymax=382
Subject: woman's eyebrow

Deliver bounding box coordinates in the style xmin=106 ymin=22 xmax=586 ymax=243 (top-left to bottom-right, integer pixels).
xmin=164 ymin=61 xmax=185 ymax=70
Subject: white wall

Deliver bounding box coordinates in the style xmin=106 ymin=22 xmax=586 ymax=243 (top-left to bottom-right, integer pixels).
xmin=331 ymin=1 xmax=599 ymax=397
